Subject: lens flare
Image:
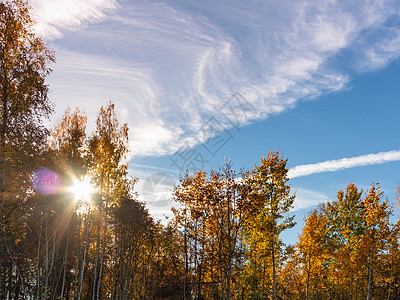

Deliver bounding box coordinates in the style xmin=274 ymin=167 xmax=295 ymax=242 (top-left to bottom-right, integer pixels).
xmin=69 ymin=179 xmax=93 ymax=203
xmin=33 ymin=168 xmax=60 ymax=195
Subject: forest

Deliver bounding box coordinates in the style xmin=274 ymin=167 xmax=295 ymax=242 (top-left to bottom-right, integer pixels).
xmin=1 ymin=1 xmax=400 ymax=299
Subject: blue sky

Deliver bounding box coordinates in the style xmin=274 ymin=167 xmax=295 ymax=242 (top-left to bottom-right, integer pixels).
xmin=31 ymin=0 xmax=400 ymax=244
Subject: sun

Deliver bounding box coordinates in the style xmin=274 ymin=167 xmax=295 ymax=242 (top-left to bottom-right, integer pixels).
xmin=69 ymin=178 xmax=94 ymax=203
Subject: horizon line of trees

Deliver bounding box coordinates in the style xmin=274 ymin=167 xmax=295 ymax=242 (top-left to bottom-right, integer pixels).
xmin=1 ymin=0 xmax=400 ymax=299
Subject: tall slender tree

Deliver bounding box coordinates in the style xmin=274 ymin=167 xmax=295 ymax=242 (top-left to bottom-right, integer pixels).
xmin=0 ymin=0 xmax=54 ymax=193
xmin=88 ymin=102 xmax=129 ymax=299
xmin=363 ymin=184 xmax=392 ymax=300
xmin=297 ymin=209 xmax=328 ymax=300
xmin=46 ymin=108 xmax=88 ymax=299
xmin=0 ymin=1 xmax=54 ymax=296
xmin=244 ymin=150 xmax=295 ymax=300
xmin=320 ymin=183 xmax=365 ymax=297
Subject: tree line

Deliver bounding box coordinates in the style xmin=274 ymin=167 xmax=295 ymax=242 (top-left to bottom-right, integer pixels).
xmin=1 ymin=1 xmax=399 ymax=299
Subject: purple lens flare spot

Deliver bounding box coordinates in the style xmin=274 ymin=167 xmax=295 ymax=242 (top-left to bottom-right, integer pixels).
xmin=33 ymin=168 xmax=60 ymax=195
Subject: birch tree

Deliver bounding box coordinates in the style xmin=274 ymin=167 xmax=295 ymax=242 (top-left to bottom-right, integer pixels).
xmin=244 ymin=150 xmax=295 ymax=300
xmin=0 ymin=1 xmax=54 ymax=296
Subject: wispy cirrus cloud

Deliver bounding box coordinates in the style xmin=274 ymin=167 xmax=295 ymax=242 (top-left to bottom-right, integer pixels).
xmin=30 ymin=0 xmax=118 ymax=39
xmin=289 ymin=150 xmax=400 ymax=179
xmin=30 ymin=0 xmax=400 ymax=157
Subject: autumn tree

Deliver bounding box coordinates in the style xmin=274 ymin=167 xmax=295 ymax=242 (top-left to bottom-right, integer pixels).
xmin=0 ymin=0 xmax=54 ymax=297
xmin=43 ymin=108 xmax=88 ymax=299
xmin=204 ymin=164 xmax=248 ymax=300
xmin=279 ymin=245 xmax=304 ymax=299
xmin=172 ymin=170 xmax=210 ymax=299
xmin=0 ymin=0 xmax=54 ymax=194
xmin=297 ymin=183 xmax=395 ymax=299
xmin=383 ymin=219 xmax=400 ymax=299
xmin=244 ymin=150 xmax=295 ymax=300
xmin=173 ymin=163 xmax=250 ymax=300
xmin=111 ymin=194 xmax=146 ymax=297
xmin=320 ymin=183 xmax=365 ymax=297
xmin=297 ymin=209 xmax=329 ymax=300
xmin=48 ymin=107 xmax=88 ymax=178
xmin=87 ymin=102 xmax=129 ymax=299
xmin=361 ymin=184 xmax=392 ymax=300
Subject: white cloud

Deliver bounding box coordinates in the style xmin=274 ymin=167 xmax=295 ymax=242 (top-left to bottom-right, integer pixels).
xmin=32 ymin=0 xmax=400 ymax=157
xmin=289 ymin=150 xmax=400 ymax=179
xmin=30 ymin=0 xmax=118 ymax=39
xmin=130 ymin=124 xmax=181 ymax=157
xmin=133 ymin=170 xmax=178 ymax=221
xmin=293 ymin=188 xmax=329 ymax=211
xmin=47 ymin=49 xmax=160 ymax=124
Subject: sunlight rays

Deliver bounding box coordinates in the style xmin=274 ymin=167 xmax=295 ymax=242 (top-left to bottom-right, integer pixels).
xmin=69 ymin=178 xmax=94 ymax=203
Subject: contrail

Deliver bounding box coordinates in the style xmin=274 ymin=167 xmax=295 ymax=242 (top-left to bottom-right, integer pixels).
xmin=288 ymin=150 xmax=400 ymax=179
